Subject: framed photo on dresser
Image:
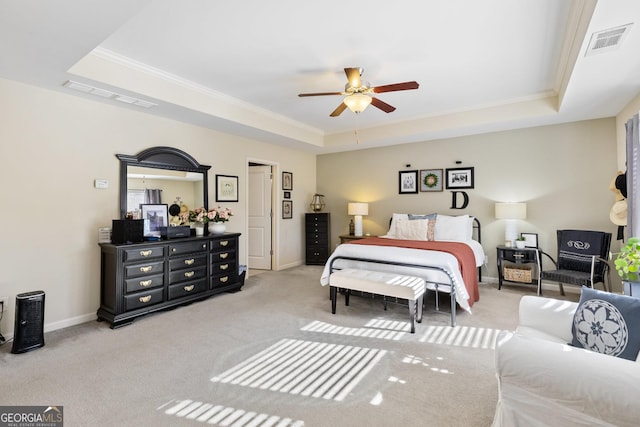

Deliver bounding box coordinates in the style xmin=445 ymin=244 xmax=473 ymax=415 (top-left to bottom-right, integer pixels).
xmin=140 ymin=204 xmax=168 ymax=237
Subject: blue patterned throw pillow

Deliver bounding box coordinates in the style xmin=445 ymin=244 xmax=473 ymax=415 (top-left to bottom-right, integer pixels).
xmin=571 ymin=287 xmax=640 ymax=360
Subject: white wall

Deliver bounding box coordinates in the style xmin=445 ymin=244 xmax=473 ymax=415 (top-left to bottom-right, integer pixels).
xmin=317 ymin=119 xmax=619 ymax=287
xmin=0 ymin=78 xmax=316 ymax=336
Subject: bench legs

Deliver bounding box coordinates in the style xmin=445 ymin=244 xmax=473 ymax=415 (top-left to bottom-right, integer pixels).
xmin=330 ymin=286 xmax=424 ymax=334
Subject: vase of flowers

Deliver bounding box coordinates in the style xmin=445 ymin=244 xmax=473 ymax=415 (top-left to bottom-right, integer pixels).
xmin=207 ymin=206 xmax=234 ymax=234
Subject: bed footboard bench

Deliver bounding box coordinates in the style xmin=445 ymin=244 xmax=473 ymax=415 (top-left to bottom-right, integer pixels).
xmin=328 ymin=256 xmax=458 ymax=327
xmin=329 ymin=268 xmax=426 ymax=333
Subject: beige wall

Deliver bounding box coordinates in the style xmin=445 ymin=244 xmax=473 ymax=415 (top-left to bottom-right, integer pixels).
xmin=0 ymin=78 xmax=315 ymax=336
xmin=318 ymin=119 xmax=619 ymax=287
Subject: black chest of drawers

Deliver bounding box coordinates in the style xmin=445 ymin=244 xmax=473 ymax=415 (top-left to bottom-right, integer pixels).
xmin=98 ymin=233 xmax=241 ymax=328
xmin=305 ymin=213 xmax=330 ymax=265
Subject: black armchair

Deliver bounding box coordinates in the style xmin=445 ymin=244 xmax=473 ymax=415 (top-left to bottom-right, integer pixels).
xmin=540 ymin=230 xmax=612 ymax=295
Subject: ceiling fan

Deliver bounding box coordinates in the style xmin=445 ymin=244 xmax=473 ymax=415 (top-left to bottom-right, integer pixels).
xmin=298 ymin=67 xmax=419 ymax=117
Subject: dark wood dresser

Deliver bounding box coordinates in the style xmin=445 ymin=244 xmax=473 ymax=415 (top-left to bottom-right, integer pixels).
xmin=305 ymin=213 xmax=330 ymax=265
xmin=98 ymin=233 xmax=241 ymax=328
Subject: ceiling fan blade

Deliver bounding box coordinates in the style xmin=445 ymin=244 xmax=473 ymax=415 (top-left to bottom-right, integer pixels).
xmin=330 ymin=102 xmax=347 ymax=117
xmin=298 ymin=92 xmax=343 ymax=97
xmin=372 ymin=81 xmax=419 ymax=93
xmin=344 ymin=67 xmax=362 ymax=88
xmin=371 ymin=97 xmax=396 ymax=113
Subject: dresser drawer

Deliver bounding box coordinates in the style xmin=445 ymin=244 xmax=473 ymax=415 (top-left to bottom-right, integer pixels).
xmin=210 ymin=237 xmax=237 ymax=251
xmin=169 ymin=254 xmax=208 ymax=271
xmin=123 ymin=246 xmax=165 ymax=262
xmin=124 ymin=273 xmax=164 ymax=293
xmin=210 ymin=273 xmax=237 ymax=289
xmin=169 ymin=266 xmax=207 ymax=284
xmin=124 ymin=288 xmax=164 ymax=311
xmin=211 ymin=260 xmax=236 ymax=276
xmin=125 ymin=261 xmax=165 ymax=278
xmin=210 ymin=250 xmax=236 ymax=263
xmin=168 ymin=279 xmax=207 ymax=300
xmin=169 ymin=241 xmax=209 ymax=256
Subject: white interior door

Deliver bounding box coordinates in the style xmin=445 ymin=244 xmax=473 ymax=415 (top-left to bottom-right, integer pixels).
xmin=248 ymin=165 xmax=272 ymax=270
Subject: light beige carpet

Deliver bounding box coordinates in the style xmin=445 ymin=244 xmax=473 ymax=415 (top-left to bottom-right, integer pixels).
xmin=0 ymin=265 xmax=576 ymax=427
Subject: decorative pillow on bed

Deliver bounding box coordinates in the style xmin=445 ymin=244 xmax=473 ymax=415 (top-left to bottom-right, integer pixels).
xmin=395 ymin=218 xmax=429 ymax=240
xmin=434 ymin=214 xmax=472 ymax=242
xmin=408 ymin=213 xmax=437 ymax=240
xmin=386 ymin=213 xmax=409 ymax=237
xmin=570 ymin=286 xmax=640 ymax=361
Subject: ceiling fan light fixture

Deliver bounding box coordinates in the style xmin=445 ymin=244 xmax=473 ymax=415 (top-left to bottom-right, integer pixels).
xmin=343 ymin=93 xmax=372 ymax=113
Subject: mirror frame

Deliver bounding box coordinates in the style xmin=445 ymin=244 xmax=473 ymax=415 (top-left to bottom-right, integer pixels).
xmin=117 ymin=146 xmax=211 ymax=219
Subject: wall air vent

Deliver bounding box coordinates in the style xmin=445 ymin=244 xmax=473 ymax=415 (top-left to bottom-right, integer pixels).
xmin=585 ymin=23 xmax=633 ymax=57
xmin=62 ymin=80 xmax=157 ymax=109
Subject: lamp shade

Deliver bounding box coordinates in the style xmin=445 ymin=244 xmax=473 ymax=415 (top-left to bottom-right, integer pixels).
xmin=348 ymin=202 xmax=369 ymax=216
xmin=495 ymin=202 xmax=527 ymax=220
xmin=343 ymin=94 xmax=372 ymax=113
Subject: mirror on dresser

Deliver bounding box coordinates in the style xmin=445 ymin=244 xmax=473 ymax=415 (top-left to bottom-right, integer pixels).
xmin=117 ymin=146 xmax=211 ymax=220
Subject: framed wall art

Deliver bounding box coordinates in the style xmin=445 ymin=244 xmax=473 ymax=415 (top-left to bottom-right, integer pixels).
xmin=420 ymin=169 xmax=443 ymax=192
xmin=216 ymin=174 xmax=238 ymax=202
xmin=282 ymin=200 xmax=293 ymax=219
xmin=282 ymin=171 xmax=293 ymax=190
xmin=140 ymin=204 xmax=168 ymax=237
xmin=398 ymin=170 xmax=418 ymax=194
xmin=283 ymin=191 xmax=291 ymax=199
xmin=445 ymin=167 xmax=474 ymax=189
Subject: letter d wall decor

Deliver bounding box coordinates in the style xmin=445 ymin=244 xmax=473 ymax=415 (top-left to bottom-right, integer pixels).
xmin=450 ymin=191 xmax=469 ymax=209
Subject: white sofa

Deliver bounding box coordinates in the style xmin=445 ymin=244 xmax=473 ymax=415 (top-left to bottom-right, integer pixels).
xmin=492 ymin=295 xmax=640 ymax=427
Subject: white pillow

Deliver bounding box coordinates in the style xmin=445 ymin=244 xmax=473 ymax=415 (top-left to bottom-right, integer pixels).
xmin=386 ymin=213 xmax=409 ymax=237
xmin=434 ymin=214 xmax=471 ymax=242
xmin=395 ymin=218 xmax=429 ymax=240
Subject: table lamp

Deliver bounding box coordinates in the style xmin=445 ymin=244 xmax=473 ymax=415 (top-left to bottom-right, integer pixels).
xmin=348 ymin=202 xmax=369 ymax=237
xmin=495 ymin=202 xmax=527 ymax=245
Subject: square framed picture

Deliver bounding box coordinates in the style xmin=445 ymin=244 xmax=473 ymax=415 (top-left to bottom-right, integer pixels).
xmin=398 ymin=170 xmax=418 ymax=194
xmin=282 ymin=171 xmax=293 ymax=190
xmin=283 ymin=191 xmax=291 ymax=199
xmin=420 ymin=169 xmax=443 ymax=192
xmin=521 ymin=232 xmax=539 ymax=248
xmin=445 ymin=167 xmax=474 ymax=189
xmin=282 ymin=200 xmax=293 ymax=219
xmin=140 ymin=204 xmax=168 ymax=237
xmin=216 ymin=174 xmax=238 ymax=202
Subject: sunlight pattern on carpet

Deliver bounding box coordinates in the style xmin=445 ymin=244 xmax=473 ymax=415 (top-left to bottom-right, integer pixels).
xmin=419 ymin=325 xmax=502 ymax=349
xmin=211 ymin=338 xmax=387 ymax=401
xmin=300 ymin=319 xmax=407 ymax=339
xmin=159 ymin=399 xmax=304 ymax=426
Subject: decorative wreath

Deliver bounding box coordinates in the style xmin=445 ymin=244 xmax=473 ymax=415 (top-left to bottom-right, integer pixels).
xmin=423 ymin=173 xmax=439 ymax=188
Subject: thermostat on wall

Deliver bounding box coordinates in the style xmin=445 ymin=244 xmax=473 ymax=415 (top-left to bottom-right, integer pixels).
xmin=94 ymin=179 xmax=109 ymax=189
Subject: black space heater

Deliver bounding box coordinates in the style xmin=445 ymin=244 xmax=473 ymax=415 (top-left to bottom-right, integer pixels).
xmin=11 ymin=290 xmax=45 ymax=354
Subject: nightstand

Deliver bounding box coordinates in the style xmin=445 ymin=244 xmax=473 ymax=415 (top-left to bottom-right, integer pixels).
xmin=496 ymin=246 xmax=542 ymax=292
xmin=339 ymin=234 xmax=376 ymax=244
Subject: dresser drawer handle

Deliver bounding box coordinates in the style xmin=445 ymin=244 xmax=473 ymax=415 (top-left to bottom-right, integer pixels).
xmin=219 ymin=253 xmax=229 ymax=260
xmin=202 ymin=244 xmax=207 ymax=249
xmin=514 ymin=254 xmax=524 ymax=259
xmin=139 ymin=295 xmax=152 ymax=303
xmin=220 ymin=264 xmax=229 ymax=270
xmin=220 ymin=240 xmax=229 ymax=246
xmin=184 ymin=258 xmax=195 ymax=265
xmin=172 ymin=248 xmax=176 ymax=252
xmin=140 ymin=266 xmax=153 ymax=273
xmin=139 ymin=279 xmax=152 ymax=287
xmin=140 ymin=250 xmax=153 ymax=257
xmin=184 ymin=271 xmax=195 ymax=278
xmin=184 ymin=285 xmax=195 ymax=292
xmin=220 ymin=276 xmax=229 ymax=283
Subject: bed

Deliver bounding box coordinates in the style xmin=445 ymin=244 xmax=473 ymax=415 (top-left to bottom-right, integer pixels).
xmin=320 ymin=213 xmax=485 ymax=314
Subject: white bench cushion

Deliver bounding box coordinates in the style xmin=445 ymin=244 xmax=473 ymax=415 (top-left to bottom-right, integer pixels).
xmin=329 ymin=268 xmax=426 ymax=300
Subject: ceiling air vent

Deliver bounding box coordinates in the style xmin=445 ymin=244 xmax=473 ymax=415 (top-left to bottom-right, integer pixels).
xmin=585 ymin=23 xmax=633 ymax=56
